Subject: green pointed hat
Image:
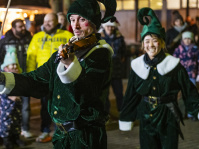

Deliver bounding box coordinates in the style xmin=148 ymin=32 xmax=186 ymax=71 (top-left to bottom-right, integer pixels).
xmin=137 ymin=7 xmax=165 ymax=41
xmin=67 ymin=0 xmax=117 ymax=29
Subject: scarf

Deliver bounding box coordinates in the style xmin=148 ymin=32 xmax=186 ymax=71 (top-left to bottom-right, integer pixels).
xmin=144 ymin=50 xmax=166 ymax=67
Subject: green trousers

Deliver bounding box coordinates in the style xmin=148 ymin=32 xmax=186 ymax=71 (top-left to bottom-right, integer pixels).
xmin=139 ymin=120 xmax=179 ymax=149
xmin=53 ymin=126 xmax=107 ymax=149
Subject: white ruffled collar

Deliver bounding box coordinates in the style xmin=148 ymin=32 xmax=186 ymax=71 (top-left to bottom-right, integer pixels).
xmin=131 ymin=54 xmax=180 ymax=80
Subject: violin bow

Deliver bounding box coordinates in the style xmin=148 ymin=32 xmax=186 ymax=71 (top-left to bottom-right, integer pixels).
xmin=0 ymin=0 xmax=12 ymax=39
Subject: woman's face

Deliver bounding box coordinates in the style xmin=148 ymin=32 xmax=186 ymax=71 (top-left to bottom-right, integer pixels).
xmin=174 ymin=19 xmax=183 ymax=27
xmin=143 ymin=34 xmax=163 ymax=60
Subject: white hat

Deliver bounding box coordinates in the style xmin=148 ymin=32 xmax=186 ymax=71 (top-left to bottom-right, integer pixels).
xmin=182 ymin=31 xmax=194 ymax=41
xmin=102 ymin=20 xmax=118 ymax=28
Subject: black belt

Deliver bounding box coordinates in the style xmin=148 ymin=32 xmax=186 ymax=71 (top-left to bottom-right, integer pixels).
xmin=144 ymin=95 xmax=176 ymax=105
xmin=56 ymin=121 xmax=77 ymax=134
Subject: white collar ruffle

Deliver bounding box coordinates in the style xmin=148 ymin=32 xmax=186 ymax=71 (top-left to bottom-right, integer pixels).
xmin=131 ymin=54 xmax=180 ymax=80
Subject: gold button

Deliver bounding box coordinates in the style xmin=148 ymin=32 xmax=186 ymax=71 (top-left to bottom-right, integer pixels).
xmin=57 ymin=95 xmax=60 ymax=99
xmin=153 ymin=87 xmax=156 ymax=90
xmin=150 ymin=114 xmax=153 ymax=117
xmin=153 ymin=76 xmax=156 ymax=80
xmin=54 ymin=111 xmax=57 ymax=115
xmin=154 ymin=67 xmax=156 ymax=70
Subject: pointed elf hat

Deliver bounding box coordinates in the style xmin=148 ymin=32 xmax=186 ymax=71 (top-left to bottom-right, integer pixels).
xmin=67 ymin=0 xmax=117 ymax=29
xmin=137 ymin=7 xmax=166 ymax=41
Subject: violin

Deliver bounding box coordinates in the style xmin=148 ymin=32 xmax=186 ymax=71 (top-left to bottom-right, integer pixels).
xmin=54 ymin=33 xmax=98 ymax=63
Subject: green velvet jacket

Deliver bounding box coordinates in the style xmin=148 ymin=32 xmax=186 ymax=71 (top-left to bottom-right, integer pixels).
xmin=6 ymin=39 xmax=113 ymax=147
xmin=120 ymin=54 xmax=199 ymax=138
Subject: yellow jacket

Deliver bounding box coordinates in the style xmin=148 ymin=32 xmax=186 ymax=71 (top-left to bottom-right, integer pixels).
xmin=26 ymin=29 xmax=73 ymax=72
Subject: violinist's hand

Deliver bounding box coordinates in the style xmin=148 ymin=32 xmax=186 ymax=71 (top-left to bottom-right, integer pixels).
xmin=8 ymin=96 xmax=21 ymax=102
xmin=58 ymin=44 xmax=75 ymax=68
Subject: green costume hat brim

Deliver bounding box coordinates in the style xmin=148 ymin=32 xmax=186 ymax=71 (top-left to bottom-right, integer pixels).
xmin=67 ymin=0 xmax=116 ymax=29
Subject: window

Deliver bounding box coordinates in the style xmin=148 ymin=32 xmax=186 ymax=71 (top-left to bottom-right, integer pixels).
xmin=116 ymin=0 xmax=134 ymax=10
xmin=182 ymin=0 xmax=197 ymax=8
xmin=167 ymin=0 xmax=180 ymax=9
xmin=150 ymin=0 xmax=162 ymax=10
xmin=139 ymin=0 xmax=149 ymax=8
xmin=99 ymin=0 xmax=199 ymax=10
xmin=123 ymin=0 xmax=135 ymax=10
xmin=198 ymin=0 xmax=199 ymax=8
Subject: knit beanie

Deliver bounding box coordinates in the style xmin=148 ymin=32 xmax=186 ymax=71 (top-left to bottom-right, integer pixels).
xmin=67 ymin=0 xmax=117 ymax=29
xmin=137 ymin=7 xmax=166 ymax=41
xmin=172 ymin=10 xmax=184 ymax=24
xmin=1 ymin=47 xmax=19 ymax=70
xmin=182 ymin=31 xmax=194 ymax=41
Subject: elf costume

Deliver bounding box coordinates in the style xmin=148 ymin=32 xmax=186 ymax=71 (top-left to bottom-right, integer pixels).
xmin=0 ymin=0 xmax=117 ymax=148
xmin=119 ymin=7 xmax=199 ymax=149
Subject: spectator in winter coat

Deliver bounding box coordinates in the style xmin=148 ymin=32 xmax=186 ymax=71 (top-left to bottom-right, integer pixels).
xmin=173 ymin=31 xmax=199 ymax=85
xmin=173 ymin=31 xmax=199 ymax=120
xmin=166 ymin=10 xmax=188 ymax=54
xmin=100 ymin=20 xmax=126 ymax=114
xmin=0 ymin=19 xmax=33 ymax=138
xmin=0 ymin=48 xmax=25 ymax=149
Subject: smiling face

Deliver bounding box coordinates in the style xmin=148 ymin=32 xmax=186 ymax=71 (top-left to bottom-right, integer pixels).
xmin=70 ymin=14 xmax=94 ymax=38
xmin=43 ymin=13 xmax=58 ymax=34
xmin=143 ymin=34 xmax=164 ymax=60
xmin=12 ymin=21 xmax=26 ymax=38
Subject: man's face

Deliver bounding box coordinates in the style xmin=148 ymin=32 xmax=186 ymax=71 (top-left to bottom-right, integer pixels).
xmin=12 ymin=22 xmax=26 ymax=38
xmin=70 ymin=14 xmax=94 ymax=38
xmin=43 ymin=14 xmax=58 ymax=34
xmin=143 ymin=34 xmax=163 ymax=60
xmin=104 ymin=25 xmax=115 ymax=36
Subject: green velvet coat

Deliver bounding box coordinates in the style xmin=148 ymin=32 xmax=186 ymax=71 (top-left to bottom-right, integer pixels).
xmin=9 ymin=39 xmax=113 ymax=149
xmin=120 ymin=54 xmax=199 ymax=149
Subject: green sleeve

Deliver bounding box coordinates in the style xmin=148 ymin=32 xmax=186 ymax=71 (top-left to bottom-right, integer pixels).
xmin=177 ymin=64 xmax=199 ymax=118
xmin=120 ymin=70 xmax=142 ymax=121
xmin=9 ymin=52 xmax=57 ymax=98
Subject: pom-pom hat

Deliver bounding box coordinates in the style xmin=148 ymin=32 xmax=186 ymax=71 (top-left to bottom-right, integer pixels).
xmin=1 ymin=46 xmax=19 ymax=70
xmin=137 ymin=7 xmax=166 ymax=41
xmin=182 ymin=31 xmax=194 ymax=41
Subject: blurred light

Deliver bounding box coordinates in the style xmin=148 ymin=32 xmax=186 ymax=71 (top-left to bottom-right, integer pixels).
xmin=16 ymin=13 xmax=21 ymax=18
xmin=0 ymin=8 xmax=23 ymax=12
xmin=24 ymin=13 xmax=28 ymax=18
xmin=157 ymin=2 xmax=162 ymax=6
xmin=29 ymin=14 xmax=35 ymax=21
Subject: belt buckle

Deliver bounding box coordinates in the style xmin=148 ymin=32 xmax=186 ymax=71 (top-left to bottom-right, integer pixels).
xmin=56 ymin=123 xmax=68 ymax=134
xmin=149 ymin=96 xmax=158 ymax=108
